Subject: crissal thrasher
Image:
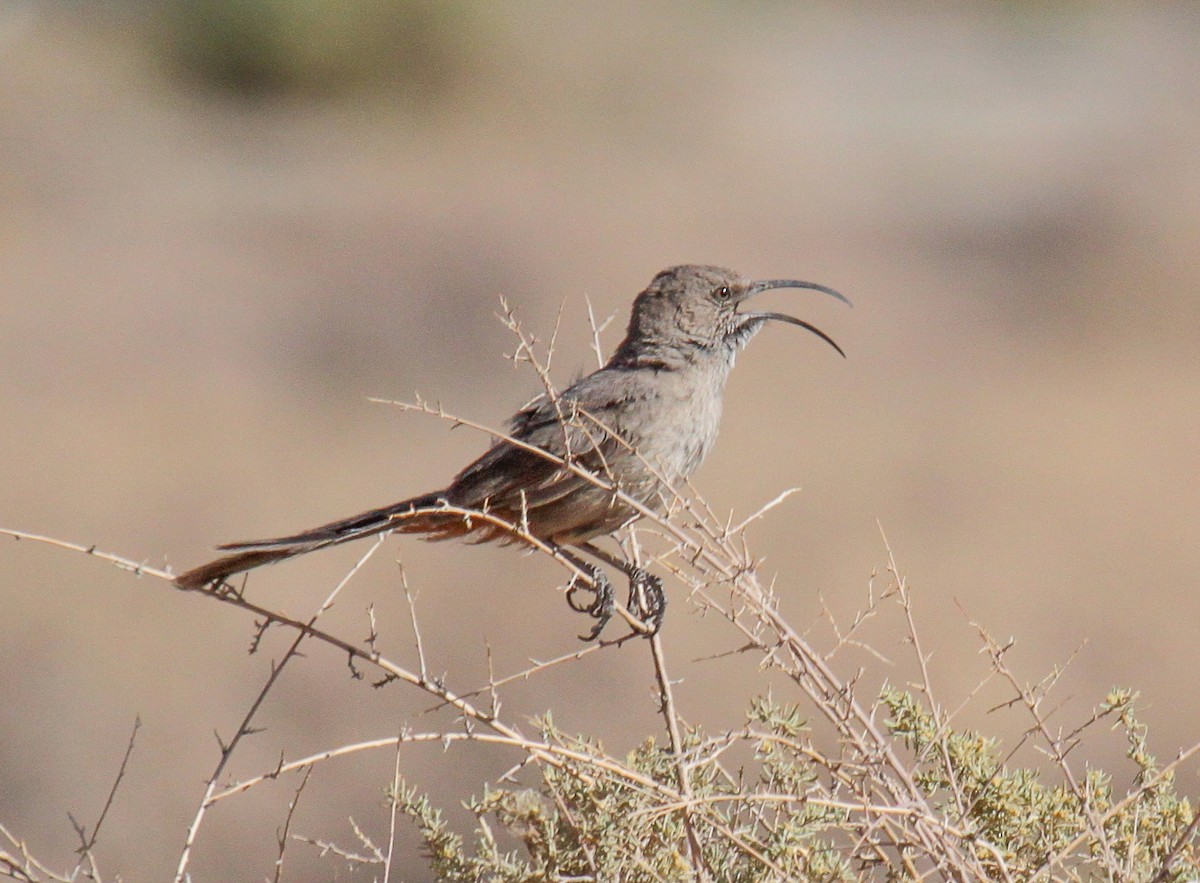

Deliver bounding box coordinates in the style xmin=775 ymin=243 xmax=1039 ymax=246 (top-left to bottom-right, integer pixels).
xmin=174 ymin=265 xmax=849 ymax=639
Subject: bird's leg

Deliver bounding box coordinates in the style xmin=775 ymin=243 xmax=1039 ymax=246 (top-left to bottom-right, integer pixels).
xmin=629 ymin=569 xmax=666 ymax=634
xmin=576 ymin=542 xmax=666 ymax=636
xmin=557 ymin=548 xmax=615 ymax=641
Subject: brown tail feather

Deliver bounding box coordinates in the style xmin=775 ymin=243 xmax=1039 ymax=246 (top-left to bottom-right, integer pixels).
xmin=173 ymin=547 xmax=302 ymax=590
xmin=173 ymin=491 xmax=447 ymax=589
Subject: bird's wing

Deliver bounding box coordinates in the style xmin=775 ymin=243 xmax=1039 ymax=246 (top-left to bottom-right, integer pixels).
xmin=446 ymin=370 xmax=645 ymax=512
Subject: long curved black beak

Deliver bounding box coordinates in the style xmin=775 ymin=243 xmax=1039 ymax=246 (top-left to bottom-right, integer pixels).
xmin=741 ymin=279 xmax=852 ymax=358
xmin=748 ymin=278 xmax=852 ymax=307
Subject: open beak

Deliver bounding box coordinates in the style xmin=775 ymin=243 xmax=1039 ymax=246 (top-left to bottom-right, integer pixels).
xmin=739 ymin=279 xmax=852 ymax=358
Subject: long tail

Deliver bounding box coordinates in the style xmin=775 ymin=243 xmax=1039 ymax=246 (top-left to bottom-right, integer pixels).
xmin=174 ymin=491 xmax=446 ymax=589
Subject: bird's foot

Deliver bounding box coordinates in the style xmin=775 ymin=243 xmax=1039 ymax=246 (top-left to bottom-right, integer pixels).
xmin=566 ymin=566 xmax=615 ymax=641
xmin=627 ymin=568 xmax=666 ymax=636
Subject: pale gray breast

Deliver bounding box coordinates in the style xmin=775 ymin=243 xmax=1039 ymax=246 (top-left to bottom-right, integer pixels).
xmin=617 ymin=361 xmax=729 ymax=486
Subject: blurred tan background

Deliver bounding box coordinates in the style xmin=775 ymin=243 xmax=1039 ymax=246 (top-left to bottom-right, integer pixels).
xmin=2 ymin=2 xmax=1198 ymax=879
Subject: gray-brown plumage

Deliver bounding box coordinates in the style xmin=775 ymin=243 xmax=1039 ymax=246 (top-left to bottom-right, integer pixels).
xmin=174 ymin=265 xmax=849 ymax=636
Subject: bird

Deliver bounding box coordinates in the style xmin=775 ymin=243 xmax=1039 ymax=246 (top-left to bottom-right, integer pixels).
xmin=174 ymin=265 xmax=849 ymax=638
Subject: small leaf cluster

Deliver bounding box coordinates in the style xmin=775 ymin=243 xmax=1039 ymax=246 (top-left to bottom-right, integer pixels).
xmin=385 ymin=692 xmax=1197 ymax=881
xmin=882 ymin=687 xmax=1198 ymax=881
xmin=390 ymin=708 xmax=855 ymax=882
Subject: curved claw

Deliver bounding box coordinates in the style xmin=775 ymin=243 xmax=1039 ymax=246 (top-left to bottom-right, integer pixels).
xmin=627 ymin=569 xmax=667 ymax=636
xmin=566 ymin=567 xmax=615 ymax=641
xmin=565 ymin=581 xmax=596 ymax=613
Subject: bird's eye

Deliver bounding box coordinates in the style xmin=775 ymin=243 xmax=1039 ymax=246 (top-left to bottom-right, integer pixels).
xmin=713 ymin=285 xmax=732 ymax=300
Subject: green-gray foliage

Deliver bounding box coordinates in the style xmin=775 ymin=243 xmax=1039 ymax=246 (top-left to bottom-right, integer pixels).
xmin=159 ymin=0 xmax=468 ymax=97
xmin=883 ymin=687 xmax=1196 ymax=880
xmin=387 ymin=692 xmax=1197 ymax=882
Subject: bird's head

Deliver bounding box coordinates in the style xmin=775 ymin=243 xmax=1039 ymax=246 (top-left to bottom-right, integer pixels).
xmin=615 ymin=264 xmax=850 ymax=367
